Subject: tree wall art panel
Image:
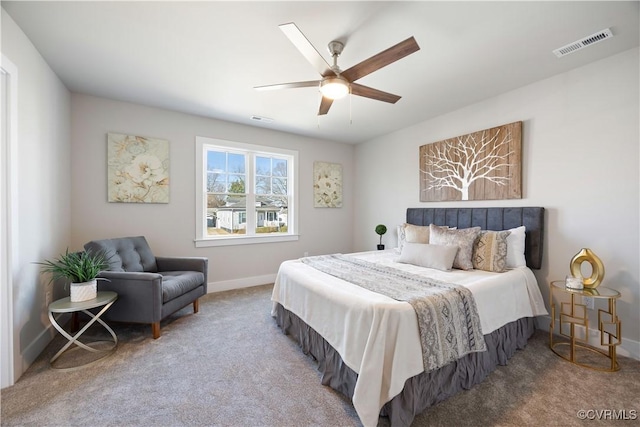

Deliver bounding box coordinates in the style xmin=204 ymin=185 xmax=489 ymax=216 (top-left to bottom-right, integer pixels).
xmin=419 ymin=121 xmax=522 ymax=202
xmin=107 ymin=133 xmax=170 ymax=203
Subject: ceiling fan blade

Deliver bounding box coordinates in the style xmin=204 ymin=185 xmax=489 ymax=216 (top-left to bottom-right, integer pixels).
xmin=341 ymin=37 xmax=420 ymax=83
xmin=254 ymin=80 xmax=320 ymax=91
xmin=318 ymin=97 xmax=334 ymax=115
xmin=279 ymin=23 xmax=335 ymax=78
xmin=350 ymin=83 xmax=401 ymax=104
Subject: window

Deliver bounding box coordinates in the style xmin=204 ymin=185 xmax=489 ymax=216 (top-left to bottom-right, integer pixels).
xmin=195 ymin=137 xmax=298 ymax=247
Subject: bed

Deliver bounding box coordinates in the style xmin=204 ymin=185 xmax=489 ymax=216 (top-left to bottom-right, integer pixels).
xmin=271 ymin=207 xmax=547 ymax=427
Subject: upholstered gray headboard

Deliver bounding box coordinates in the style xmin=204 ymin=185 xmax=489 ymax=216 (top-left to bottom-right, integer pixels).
xmin=406 ymin=207 xmax=545 ymax=269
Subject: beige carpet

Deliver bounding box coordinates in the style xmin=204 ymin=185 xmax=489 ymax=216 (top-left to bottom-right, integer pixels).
xmin=2 ymin=284 xmax=639 ymax=426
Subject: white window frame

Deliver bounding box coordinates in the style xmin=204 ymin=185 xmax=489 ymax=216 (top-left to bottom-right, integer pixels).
xmin=195 ymin=136 xmax=299 ymax=247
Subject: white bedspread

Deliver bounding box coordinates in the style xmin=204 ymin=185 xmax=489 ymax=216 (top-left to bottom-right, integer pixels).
xmin=271 ymin=250 xmax=548 ymax=427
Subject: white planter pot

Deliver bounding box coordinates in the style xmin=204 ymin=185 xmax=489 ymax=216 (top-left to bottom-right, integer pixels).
xmin=70 ymin=279 xmax=97 ymax=302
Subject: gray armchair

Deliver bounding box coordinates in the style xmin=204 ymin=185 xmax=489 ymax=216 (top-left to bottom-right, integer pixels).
xmin=84 ymin=236 xmax=208 ymax=339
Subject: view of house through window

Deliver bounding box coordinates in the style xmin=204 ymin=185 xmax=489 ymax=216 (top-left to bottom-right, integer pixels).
xmin=255 ymin=156 xmax=288 ymax=233
xmin=196 ymin=137 xmax=297 ymax=245
xmin=206 ymin=149 xmax=247 ymax=235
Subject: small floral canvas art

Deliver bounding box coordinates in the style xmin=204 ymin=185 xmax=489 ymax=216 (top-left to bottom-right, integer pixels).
xmin=107 ymin=133 xmax=170 ymax=203
xmin=313 ymin=161 xmax=342 ymax=208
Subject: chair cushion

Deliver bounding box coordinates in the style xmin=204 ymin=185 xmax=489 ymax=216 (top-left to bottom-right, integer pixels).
xmin=161 ymin=271 xmax=205 ymax=302
xmin=85 ymin=236 xmax=158 ymax=273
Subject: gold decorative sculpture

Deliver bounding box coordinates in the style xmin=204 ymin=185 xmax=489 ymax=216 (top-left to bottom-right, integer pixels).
xmin=570 ymin=248 xmax=605 ymax=289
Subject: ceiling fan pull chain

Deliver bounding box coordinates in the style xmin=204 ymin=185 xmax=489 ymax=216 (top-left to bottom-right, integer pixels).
xmin=349 ymin=88 xmax=353 ymax=125
xmin=317 ymin=91 xmax=321 ymax=129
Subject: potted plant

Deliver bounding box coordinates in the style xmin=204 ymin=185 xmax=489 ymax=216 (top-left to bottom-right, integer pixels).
xmin=37 ymin=249 xmax=110 ymax=302
xmin=375 ymin=224 xmax=387 ymax=250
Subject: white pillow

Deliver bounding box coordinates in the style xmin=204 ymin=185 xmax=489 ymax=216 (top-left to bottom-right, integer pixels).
xmin=506 ymin=226 xmax=526 ymax=268
xmin=398 ymin=242 xmax=458 ymax=271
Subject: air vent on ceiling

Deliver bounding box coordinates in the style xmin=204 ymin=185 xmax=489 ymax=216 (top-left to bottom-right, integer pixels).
xmin=250 ymin=115 xmax=274 ymax=123
xmin=553 ymin=28 xmax=613 ymax=58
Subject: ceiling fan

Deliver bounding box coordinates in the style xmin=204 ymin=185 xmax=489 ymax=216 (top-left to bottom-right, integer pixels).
xmin=255 ymin=23 xmax=420 ymax=116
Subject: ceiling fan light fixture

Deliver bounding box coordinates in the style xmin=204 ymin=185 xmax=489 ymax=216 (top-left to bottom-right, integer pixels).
xmin=260 ymin=23 xmax=419 ymax=115
xmin=320 ymin=76 xmax=350 ymax=100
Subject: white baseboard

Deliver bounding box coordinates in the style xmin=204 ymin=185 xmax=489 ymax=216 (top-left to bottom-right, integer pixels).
xmin=537 ymin=314 xmax=640 ymax=361
xmin=20 ymin=313 xmax=70 ymax=374
xmin=207 ymin=274 xmax=276 ymax=294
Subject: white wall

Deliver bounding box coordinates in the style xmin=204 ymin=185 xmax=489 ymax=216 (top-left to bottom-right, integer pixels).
xmin=70 ymin=94 xmax=354 ymax=291
xmin=1 ymin=9 xmax=72 ymax=383
xmin=3 ymin=6 xmax=637 ymax=385
xmin=354 ymin=48 xmax=640 ymax=358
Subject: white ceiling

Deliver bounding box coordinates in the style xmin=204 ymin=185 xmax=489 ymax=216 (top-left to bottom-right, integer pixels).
xmin=3 ymin=1 xmax=639 ymax=144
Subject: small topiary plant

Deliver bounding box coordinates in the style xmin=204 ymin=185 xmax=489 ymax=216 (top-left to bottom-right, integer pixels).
xmin=375 ymin=224 xmax=387 ymax=249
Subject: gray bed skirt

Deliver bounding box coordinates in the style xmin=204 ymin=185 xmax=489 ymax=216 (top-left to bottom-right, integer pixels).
xmin=274 ymin=303 xmax=535 ymax=427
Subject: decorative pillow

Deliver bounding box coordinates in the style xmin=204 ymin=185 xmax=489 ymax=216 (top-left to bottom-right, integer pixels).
xmin=396 ymin=224 xmax=407 ymax=252
xmin=429 ymin=225 xmax=481 ymax=270
xmin=397 ymin=223 xmax=431 ymax=252
xmin=405 ymin=223 xmax=432 ymax=243
xmin=398 ymin=243 xmax=458 ymax=271
xmin=506 ymin=226 xmax=527 ymax=268
xmin=473 ymin=230 xmax=511 ymax=272
xmin=397 ymin=223 xmax=455 ymax=251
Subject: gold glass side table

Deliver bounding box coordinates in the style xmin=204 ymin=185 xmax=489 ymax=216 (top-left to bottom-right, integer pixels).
xmin=549 ymin=280 xmax=620 ymax=372
xmin=48 ymin=291 xmax=118 ymax=370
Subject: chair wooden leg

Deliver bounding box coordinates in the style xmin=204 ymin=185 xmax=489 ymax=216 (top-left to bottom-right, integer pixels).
xmin=152 ymin=322 xmax=161 ymax=339
xmin=70 ymin=312 xmax=80 ymax=333
xmin=193 ymin=299 xmax=199 ymax=313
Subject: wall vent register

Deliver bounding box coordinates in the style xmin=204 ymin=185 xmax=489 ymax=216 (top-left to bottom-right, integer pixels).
xmin=553 ymin=28 xmax=613 ymax=58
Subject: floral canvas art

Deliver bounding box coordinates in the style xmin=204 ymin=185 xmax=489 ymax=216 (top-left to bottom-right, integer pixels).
xmin=313 ymin=161 xmax=342 ymax=208
xmin=107 ymin=133 xmax=170 ymax=203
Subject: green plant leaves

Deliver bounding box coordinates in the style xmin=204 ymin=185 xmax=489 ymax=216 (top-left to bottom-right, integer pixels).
xmin=375 ymin=224 xmax=387 ymax=236
xmin=36 ymin=249 xmax=110 ymax=284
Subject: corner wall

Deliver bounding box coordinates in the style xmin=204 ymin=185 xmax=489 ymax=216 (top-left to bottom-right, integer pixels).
xmin=1 ymin=9 xmax=72 ymax=383
xmin=70 ymin=94 xmax=354 ymax=291
xmin=354 ymin=48 xmax=640 ymax=359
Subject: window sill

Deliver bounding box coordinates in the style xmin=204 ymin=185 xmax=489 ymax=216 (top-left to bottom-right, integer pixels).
xmin=194 ymin=234 xmax=299 ymax=247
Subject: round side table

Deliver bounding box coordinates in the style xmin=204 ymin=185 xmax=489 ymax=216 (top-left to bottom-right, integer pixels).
xmin=549 ymin=280 xmax=620 ymax=372
xmin=48 ymin=291 xmax=118 ymax=370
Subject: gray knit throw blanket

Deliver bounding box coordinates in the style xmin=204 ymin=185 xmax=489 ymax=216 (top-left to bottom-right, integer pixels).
xmin=301 ymin=254 xmax=486 ymax=372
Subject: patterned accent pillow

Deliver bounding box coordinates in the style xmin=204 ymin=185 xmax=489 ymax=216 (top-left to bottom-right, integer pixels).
xmin=473 ymin=230 xmax=511 ymax=273
xmin=396 ymin=224 xmax=407 ymax=252
xmin=429 ymin=225 xmax=481 ymax=270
